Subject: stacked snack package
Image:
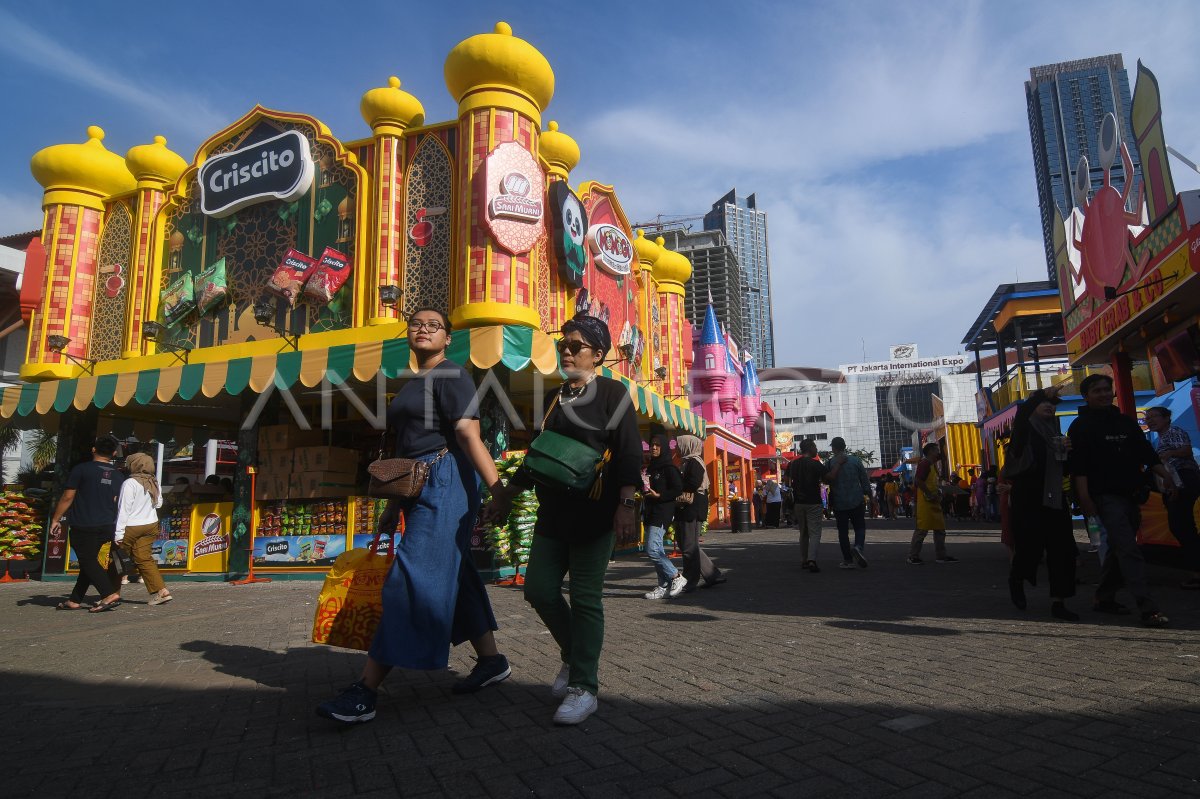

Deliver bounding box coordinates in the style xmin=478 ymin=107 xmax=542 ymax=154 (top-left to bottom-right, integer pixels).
xmin=0 ymin=489 xmax=46 ymax=561
xmin=161 ymin=272 xmax=196 ymax=327
xmin=194 ymin=257 xmax=229 ymax=315
xmin=482 ymin=453 xmax=537 ymax=571
xmin=302 ymin=247 xmax=352 ymax=305
xmin=266 ymin=249 xmax=316 ymax=307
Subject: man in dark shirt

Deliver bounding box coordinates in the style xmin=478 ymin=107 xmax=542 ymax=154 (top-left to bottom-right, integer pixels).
xmin=1068 ymin=374 xmax=1173 ymax=626
xmin=786 ymin=439 xmax=826 ymax=572
xmin=50 ymin=435 xmax=125 ymax=610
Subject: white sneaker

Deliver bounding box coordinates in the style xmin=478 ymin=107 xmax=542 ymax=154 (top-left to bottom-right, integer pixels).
xmin=551 ymin=663 xmax=570 ymax=699
xmin=668 ymin=574 xmax=688 ymax=597
xmin=838 ymin=561 xmax=856 ymax=569
xmin=553 ymin=687 xmax=598 ymax=725
xmin=644 ymin=585 xmax=668 ymax=600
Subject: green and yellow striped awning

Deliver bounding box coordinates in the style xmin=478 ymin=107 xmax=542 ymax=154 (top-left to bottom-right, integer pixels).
xmin=1 ymin=325 xmax=706 ymax=437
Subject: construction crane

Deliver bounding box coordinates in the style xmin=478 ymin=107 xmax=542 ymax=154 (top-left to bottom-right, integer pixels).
xmin=631 ymin=213 xmax=706 ymax=233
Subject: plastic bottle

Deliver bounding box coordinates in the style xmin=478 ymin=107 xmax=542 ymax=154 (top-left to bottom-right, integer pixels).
xmin=1086 ymin=515 xmax=1105 ymax=548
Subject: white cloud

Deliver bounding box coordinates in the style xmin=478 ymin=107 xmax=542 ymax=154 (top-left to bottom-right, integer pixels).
xmin=0 ymin=10 xmax=224 ymax=139
xmin=568 ymin=0 xmax=1200 ymax=368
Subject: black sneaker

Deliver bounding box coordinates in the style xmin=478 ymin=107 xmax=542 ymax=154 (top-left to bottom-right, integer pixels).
xmin=852 ymin=547 xmax=868 ymax=568
xmin=935 ymin=555 xmax=959 ymax=564
xmin=451 ymin=654 xmax=511 ymax=694
xmin=316 ymin=681 xmax=377 ymax=724
xmin=906 ymin=556 xmax=924 ymax=565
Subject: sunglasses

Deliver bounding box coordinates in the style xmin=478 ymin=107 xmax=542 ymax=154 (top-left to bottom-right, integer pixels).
xmin=409 ymin=320 xmax=445 ymax=333
xmin=556 ymin=340 xmax=595 ymax=356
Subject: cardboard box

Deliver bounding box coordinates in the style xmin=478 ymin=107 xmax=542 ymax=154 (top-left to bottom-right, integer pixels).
xmin=258 ymin=424 xmax=324 ymax=451
xmin=294 ymin=446 xmax=360 ymax=474
xmin=289 ymin=470 xmax=359 ymax=499
xmin=260 ymin=450 xmax=295 ymax=471
xmin=255 ymin=475 xmax=290 ymax=500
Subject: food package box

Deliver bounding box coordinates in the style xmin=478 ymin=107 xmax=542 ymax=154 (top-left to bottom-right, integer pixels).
xmin=302 ymin=247 xmax=352 ymax=305
xmin=259 ymin=450 xmax=295 ymax=471
xmin=161 ymin=272 xmax=196 ymax=327
xmin=266 ymin=249 xmax=317 ymax=307
xmin=294 ymin=446 xmax=360 ymax=474
xmin=258 ymin=424 xmax=324 ymax=451
xmin=195 ymin=257 xmax=229 ymax=315
xmin=255 ymin=475 xmax=290 ymax=501
xmin=289 ymin=471 xmax=359 ymax=499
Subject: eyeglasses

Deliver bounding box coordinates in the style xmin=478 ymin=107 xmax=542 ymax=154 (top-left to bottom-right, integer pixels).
xmin=556 ymin=340 xmax=595 ymax=356
xmin=409 ymin=320 xmax=445 ymax=333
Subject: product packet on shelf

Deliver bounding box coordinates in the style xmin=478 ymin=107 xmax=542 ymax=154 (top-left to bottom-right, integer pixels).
xmin=161 ymin=272 xmax=196 ymax=327
xmin=302 ymin=247 xmax=351 ymax=305
xmin=266 ymin=249 xmax=316 ymax=307
xmin=195 ymin=257 xmax=229 ymax=316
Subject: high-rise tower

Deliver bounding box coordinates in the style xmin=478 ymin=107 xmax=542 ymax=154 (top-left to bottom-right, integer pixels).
xmin=703 ymin=189 xmax=774 ymax=368
xmin=1026 ymin=54 xmax=1141 ymax=283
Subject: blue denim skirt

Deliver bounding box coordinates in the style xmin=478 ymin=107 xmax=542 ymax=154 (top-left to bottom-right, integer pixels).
xmin=368 ymin=449 xmax=498 ymax=670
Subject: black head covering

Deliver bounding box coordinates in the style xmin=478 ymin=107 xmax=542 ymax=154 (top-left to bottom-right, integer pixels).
xmin=561 ymin=314 xmax=612 ymax=358
xmin=647 ymin=434 xmax=673 ymax=470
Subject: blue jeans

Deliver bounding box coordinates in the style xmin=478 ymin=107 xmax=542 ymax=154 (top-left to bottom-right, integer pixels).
xmin=645 ymin=524 xmax=678 ymax=585
xmin=833 ymin=505 xmax=865 ymax=562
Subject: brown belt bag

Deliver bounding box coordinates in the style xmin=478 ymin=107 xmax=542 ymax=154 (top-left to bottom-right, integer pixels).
xmin=367 ymin=449 xmax=447 ymax=500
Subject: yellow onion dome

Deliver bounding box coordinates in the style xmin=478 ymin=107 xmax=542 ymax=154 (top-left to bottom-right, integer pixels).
xmin=633 ymin=229 xmax=661 ymax=277
xmin=31 ymin=126 xmax=136 ymax=207
xmin=125 ymin=135 xmax=187 ymax=188
xmin=654 ymin=244 xmax=693 ymax=287
xmin=444 ymin=22 xmax=555 ymax=121
xmin=539 ymin=120 xmax=579 ymax=178
xmin=360 ymin=76 xmax=425 ymax=135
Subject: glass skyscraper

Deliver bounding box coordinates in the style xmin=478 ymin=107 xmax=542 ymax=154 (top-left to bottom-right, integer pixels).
xmin=1025 ymin=54 xmax=1141 ymax=284
xmin=703 ymin=189 xmax=775 ymax=368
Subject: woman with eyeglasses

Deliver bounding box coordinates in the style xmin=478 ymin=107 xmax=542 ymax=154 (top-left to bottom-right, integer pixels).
xmin=318 ymin=308 xmax=510 ymax=725
xmin=489 ymin=314 xmax=642 ymax=725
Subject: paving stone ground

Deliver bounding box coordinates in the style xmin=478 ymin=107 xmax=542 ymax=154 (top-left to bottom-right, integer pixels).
xmin=3 ymin=521 xmax=1199 ymax=798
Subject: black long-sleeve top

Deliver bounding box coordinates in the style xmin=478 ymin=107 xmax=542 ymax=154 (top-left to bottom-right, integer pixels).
xmin=514 ymin=376 xmax=643 ymax=541
xmin=674 ymin=459 xmax=708 ymax=524
xmin=643 ymin=462 xmax=682 ymax=527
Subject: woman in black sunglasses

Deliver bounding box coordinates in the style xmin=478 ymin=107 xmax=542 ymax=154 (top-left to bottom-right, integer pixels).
xmin=489 ymin=313 xmax=642 ymax=725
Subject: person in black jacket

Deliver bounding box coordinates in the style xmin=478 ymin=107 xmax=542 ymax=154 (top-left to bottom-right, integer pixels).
xmin=1005 ymin=384 xmax=1078 ymax=620
xmin=489 ymin=314 xmax=641 ymax=726
xmin=1068 ymin=373 xmax=1174 ymax=627
xmin=674 ymin=434 xmax=725 ymax=591
xmin=642 ymin=434 xmax=685 ymax=600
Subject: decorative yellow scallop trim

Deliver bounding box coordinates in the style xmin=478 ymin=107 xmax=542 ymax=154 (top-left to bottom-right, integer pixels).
xmin=156 ymin=367 xmax=182 ymax=402
xmin=299 ymin=348 xmax=329 ymax=388
xmin=470 ymin=326 xmax=504 ymax=369
xmin=352 ymin=340 xmax=383 ymax=382
xmin=113 ymin=371 xmax=139 ymax=406
xmin=35 ymin=381 xmax=58 ymax=414
xmin=201 ymin=360 xmax=228 ymax=398
xmin=248 ymin=355 xmax=278 ymax=393
xmin=73 ymin=376 xmax=97 ymax=410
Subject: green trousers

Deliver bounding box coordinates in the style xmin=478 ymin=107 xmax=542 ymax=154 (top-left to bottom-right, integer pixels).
xmin=523 ymin=531 xmax=613 ymax=697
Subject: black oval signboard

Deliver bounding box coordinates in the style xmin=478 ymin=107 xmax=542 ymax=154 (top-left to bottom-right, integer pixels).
xmin=199 ymin=130 xmax=315 ymax=218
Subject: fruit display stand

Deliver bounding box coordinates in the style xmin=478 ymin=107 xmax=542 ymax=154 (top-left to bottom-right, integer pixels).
xmin=0 ymin=488 xmax=46 ymax=580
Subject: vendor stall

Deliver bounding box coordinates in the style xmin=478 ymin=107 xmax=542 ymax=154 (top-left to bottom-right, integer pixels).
xmin=12 ymin=22 xmax=706 ymax=578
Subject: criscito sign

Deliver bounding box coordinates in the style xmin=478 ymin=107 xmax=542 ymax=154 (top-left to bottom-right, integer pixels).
xmin=199 ymin=130 xmax=315 ymax=218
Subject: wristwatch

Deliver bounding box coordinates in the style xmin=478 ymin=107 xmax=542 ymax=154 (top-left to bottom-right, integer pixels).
xmin=619 ymin=497 xmax=637 ymax=509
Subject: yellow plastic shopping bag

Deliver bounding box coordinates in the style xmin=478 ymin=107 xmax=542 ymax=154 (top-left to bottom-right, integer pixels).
xmin=311 ymin=537 xmax=393 ymax=651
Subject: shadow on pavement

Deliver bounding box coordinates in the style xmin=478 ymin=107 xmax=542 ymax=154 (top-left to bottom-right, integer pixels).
xmin=2 ymin=664 xmax=1198 ymax=798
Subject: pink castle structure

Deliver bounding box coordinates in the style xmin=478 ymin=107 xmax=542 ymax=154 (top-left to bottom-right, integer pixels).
xmin=689 ymin=300 xmax=760 ymax=440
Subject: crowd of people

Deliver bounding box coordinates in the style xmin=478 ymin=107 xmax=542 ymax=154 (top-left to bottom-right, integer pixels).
xmin=50 ymin=307 xmax=1196 ymax=730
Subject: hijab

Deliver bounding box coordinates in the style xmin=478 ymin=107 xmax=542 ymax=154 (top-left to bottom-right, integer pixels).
xmin=125 ymin=452 xmax=160 ymax=505
xmin=675 ymin=434 xmax=709 ymax=492
xmin=647 ymin=434 xmax=674 ymax=471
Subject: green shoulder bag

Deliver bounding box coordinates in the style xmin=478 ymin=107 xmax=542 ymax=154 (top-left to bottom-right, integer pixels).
xmin=523 ymin=395 xmax=610 ymax=498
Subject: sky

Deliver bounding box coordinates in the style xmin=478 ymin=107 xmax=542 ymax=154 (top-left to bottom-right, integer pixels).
xmin=2 ymin=0 xmax=1200 ymax=368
